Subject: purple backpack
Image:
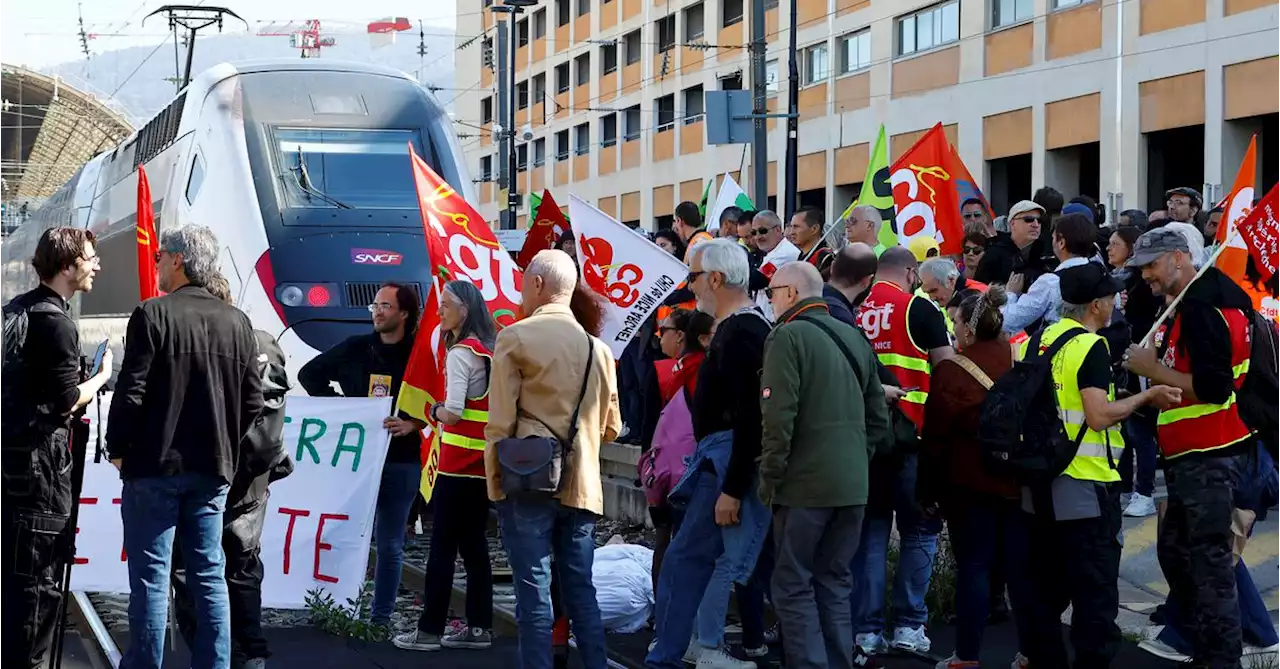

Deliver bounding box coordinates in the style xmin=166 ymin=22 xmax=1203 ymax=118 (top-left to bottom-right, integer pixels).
xmin=639 ymin=388 xmax=698 ymax=508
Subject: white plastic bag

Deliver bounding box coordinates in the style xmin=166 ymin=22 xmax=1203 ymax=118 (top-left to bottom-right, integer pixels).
xmin=591 ymin=542 xmax=654 ymax=633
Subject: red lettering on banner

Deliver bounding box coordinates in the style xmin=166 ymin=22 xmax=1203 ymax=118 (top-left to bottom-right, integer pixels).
xmin=75 ymin=497 xmax=99 ymax=564
xmin=278 ymin=507 xmax=311 ymax=574
xmin=314 ymin=513 xmax=348 ymax=584
xmin=579 ymin=234 xmax=644 ymax=308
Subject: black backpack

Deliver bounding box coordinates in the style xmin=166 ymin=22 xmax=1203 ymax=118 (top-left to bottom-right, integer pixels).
xmin=2 ymin=298 xmax=63 ymax=440
xmin=978 ymin=327 xmax=1090 ymax=484
xmin=1239 ymin=310 xmax=1278 ymax=459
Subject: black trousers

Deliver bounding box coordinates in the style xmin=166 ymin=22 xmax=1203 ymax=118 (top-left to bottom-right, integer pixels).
xmin=416 ymin=475 xmax=493 ymax=633
xmin=172 ymin=474 xmax=271 ymax=664
xmin=1 ymin=429 xmax=74 ymax=669
xmin=1024 ymin=483 xmax=1122 ymax=669
xmin=1159 ymin=452 xmax=1245 ymax=668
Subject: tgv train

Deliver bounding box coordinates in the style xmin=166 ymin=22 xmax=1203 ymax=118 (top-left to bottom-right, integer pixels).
xmin=2 ymin=59 xmax=471 ymax=378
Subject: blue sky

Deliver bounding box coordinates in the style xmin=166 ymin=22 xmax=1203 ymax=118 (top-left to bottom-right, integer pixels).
xmin=2 ymin=0 xmax=458 ymax=68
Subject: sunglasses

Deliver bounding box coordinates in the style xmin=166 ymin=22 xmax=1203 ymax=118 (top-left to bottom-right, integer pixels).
xmin=753 ymin=227 xmax=774 ymax=236
xmin=764 ymin=285 xmax=794 ymax=299
xmin=658 ymin=325 xmax=680 ymax=336
xmin=686 ymin=271 xmax=705 ymax=283
xmin=963 ymin=245 xmax=984 ymax=255
xmin=1017 ymin=215 xmax=1041 ymax=224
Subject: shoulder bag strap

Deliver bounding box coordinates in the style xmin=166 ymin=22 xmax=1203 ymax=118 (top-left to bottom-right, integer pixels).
xmin=795 ymin=315 xmax=865 ymax=389
xmin=561 ymin=330 xmax=595 ymax=450
xmin=947 ymin=355 xmax=993 ymax=390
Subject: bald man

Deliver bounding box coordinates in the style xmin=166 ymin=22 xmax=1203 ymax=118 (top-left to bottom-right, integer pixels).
xmin=760 ymin=260 xmax=891 ymax=669
xmin=825 ymin=243 xmax=878 ymax=324
xmin=485 ymin=249 xmax=621 ymax=669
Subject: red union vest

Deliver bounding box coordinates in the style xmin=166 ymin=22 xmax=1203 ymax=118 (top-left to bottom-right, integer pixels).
xmin=1154 ymin=307 xmax=1254 ymax=460
xmin=438 ymin=337 xmax=492 ymax=479
xmin=857 ymin=280 xmax=931 ymax=430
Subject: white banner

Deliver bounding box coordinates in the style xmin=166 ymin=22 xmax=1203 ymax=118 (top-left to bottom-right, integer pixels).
xmin=568 ymin=195 xmax=689 ymax=358
xmin=75 ymin=394 xmax=394 ymax=609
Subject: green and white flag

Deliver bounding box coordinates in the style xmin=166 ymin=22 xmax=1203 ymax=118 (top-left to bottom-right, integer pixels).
xmin=707 ymin=173 xmax=754 ymax=233
xmin=697 ymin=179 xmax=714 ymax=218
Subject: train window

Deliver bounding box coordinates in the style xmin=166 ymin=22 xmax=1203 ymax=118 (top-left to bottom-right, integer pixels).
xmin=274 ymin=128 xmax=425 ymax=210
xmin=186 ymin=154 xmax=206 ymax=204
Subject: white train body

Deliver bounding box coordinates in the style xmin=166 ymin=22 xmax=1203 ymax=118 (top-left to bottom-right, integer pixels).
xmin=2 ymin=59 xmax=471 ymax=383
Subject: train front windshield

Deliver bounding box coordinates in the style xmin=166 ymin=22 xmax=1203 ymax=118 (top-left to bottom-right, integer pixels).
xmin=275 ymin=128 xmax=425 ymax=212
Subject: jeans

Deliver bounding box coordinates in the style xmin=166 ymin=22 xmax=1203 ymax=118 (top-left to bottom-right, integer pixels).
xmin=695 ymin=526 xmax=773 ymax=650
xmin=1118 ymin=417 xmax=1157 ymax=497
xmin=173 ymin=475 xmax=271 ymax=664
xmin=416 ymin=475 xmax=493 ymax=633
xmin=948 ymin=497 xmax=1033 ymax=661
xmin=0 ymin=429 xmax=74 ymax=669
xmin=498 ymin=496 xmax=607 ymax=669
xmin=369 ymin=461 xmax=422 ymax=624
xmin=648 ymin=473 xmax=724 ymax=669
xmin=850 ymin=455 xmax=940 ymax=633
xmin=772 ymin=506 xmax=865 ymax=669
xmin=121 ymin=473 xmax=231 ymax=669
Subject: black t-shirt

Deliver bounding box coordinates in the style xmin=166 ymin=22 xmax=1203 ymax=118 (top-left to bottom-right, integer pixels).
xmin=13 ymin=285 xmax=81 ymax=429
xmin=1075 ymin=339 xmax=1112 ymax=392
xmin=691 ymin=309 xmax=770 ymax=500
xmin=907 ymin=297 xmax=951 ymax=352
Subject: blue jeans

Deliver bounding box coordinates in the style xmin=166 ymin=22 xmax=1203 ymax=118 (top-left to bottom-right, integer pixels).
xmin=696 ymin=527 xmax=773 ymax=650
xmin=648 ymin=473 xmax=723 ymax=669
xmin=948 ymin=497 xmax=1033 ymax=661
xmin=369 ymin=462 xmax=422 ymax=624
xmin=851 ymin=456 xmax=941 ymax=633
xmin=498 ymin=496 xmax=607 ymax=669
xmin=1119 ymin=417 xmax=1157 ymax=496
xmin=120 ymin=473 xmax=230 ymax=669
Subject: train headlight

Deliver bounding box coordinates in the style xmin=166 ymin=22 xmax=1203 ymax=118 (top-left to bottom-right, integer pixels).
xmin=279 ymin=285 xmax=304 ymax=307
xmin=276 ymin=283 xmax=341 ymax=308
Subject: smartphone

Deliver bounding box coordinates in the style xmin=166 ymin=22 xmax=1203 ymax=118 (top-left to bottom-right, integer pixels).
xmin=90 ymin=339 xmax=109 ymax=377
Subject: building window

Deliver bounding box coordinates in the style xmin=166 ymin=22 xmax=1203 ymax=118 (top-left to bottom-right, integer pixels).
xmin=481 ymin=155 xmax=493 ymax=180
xmin=517 ymin=144 xmax=529 ymax=170
xmin=517 ymin=81 xmax=529 ymax=109
xmin=765 ymin=59 xmax=780 ymax=93
xmin=683 ymin=84 xmax=705 ymax=123
xmin=556 ymin=63 xmax=571 ymax=94
xmin=839 ymin=29 xmax=871 ymax=74
xmin=518 ymin=18 xmax=530 ymax=47
xmin=602 ymin=43 xmax=618 ymax=73
xmin=575 ymin=53 xmax=591 ymax=86
xmin=533 ymin=138 xmax=546 ymax=166
xmin=720 ymin=71 xmax=744 ymax=90
xmin=897 ymin=1 xmax=960 ymax=56
xmin=803 ymin=43 xmax=829 ymax=85
xmin=765 ymin=0 xmax=779 ymax=7
xmin=1052 ymin=0 xmax=1084 ymax=8
xmin=481 ymin=96 xmax=494 ymax=124
xmin=685 ymin=3 xmax=705 ymax=40
xmin=577 ymin=0 xmax=591 ymax=16
xmin=657 ymin=15 xmax=677 ymax=52
xmin=625 ymin=30 xmax=642 ymax=65
xmin=556 ymin=0 xmax=570 ymax=26
xmin=656 ymin=94 xmax=676 ymax=130
xmin=534 ymin=9 xmax=547 ymax=38
xmin=601 ymin=113 xmax=618 ymax=146
xmin=532 ymin=74 xmax=546 ymax=105
xmin=575 ymin=123 xmax=591 ymax=154
xmin=556 ymin=130 xmax=571 ymax=160
xmin=624 ymin=105 xmax=642 ymax=140
xmin=992 ymin=0 xmax=1033 ymax=26
xmin=723 ymin=0 xmax=744 ymax=26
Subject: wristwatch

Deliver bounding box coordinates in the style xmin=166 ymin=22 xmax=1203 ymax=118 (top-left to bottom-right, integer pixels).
xmin=429 ymin=403 xmax=442 ymax=422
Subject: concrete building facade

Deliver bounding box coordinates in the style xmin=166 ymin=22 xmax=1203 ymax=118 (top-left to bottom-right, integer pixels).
xmin=453 ymin=0 xmax=1278 ymax=230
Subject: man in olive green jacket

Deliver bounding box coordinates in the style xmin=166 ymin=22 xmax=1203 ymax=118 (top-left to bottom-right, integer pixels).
xmin=758 ymin=261 xmax=891 ymax=669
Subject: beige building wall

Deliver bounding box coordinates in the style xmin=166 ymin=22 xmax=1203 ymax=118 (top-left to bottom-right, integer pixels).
xmin=454 ymin=0 xmax=1278 ymax=230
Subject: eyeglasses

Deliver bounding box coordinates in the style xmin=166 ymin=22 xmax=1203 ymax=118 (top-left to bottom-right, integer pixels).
xmin=1167 ymin=198 xmax=1191 ymax=207
xmin=963 ymin=245 xmax=984 ymax=255
xmin=753 ymin=227 xmax=774 ymax=236
xmin=764 ymin=285 xmax=794 ymax=299
xmin=686 ymin=270 xmax=705 ymax=283
xmin=367 ymin=302 xmax=395 ymax=313
xmin=657 ymin=325 xmax=680 ymax=336
xmin=1017 ymin=215 xmax=1041 ymax=224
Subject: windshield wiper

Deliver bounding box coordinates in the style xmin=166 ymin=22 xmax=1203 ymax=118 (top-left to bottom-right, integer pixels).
xmin=287 ymin=145 xmax=353 ymax=209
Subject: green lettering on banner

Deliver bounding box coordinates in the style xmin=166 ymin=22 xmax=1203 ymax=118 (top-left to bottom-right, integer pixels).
xmin=332 ymin=422 xmax=365 ymax=472
xmin=296 ymin=418 xmax=326 ymax=465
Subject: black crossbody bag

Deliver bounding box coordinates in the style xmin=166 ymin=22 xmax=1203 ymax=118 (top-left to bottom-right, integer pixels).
xmin=497 ymin=331 xmax=594 ymax=497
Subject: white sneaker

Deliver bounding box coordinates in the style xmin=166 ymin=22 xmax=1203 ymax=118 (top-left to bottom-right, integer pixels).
xmin=1138 ymin=638 xmax=1191 ymax=661
xmin=1244 ymin=641 xmax=1280 ymax=655
xmin=891 ymin=626 xmax=932 ymax=653
xmin=683 ymin=638 xmax=704 ymax=665
xmin=1124 ymin=494 xmax=1158 ymax=517
xmin=695 ymin=647 xmax=757 ymax=669
xmin=856 ymin=632 xmax=888 ymax=655
xmin=1009 ymin=652 xmax=1029 ymax=669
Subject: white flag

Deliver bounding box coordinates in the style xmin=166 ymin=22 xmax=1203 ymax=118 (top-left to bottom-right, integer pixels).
xmin=568 ymin=195 xmax=689 ymax=358
xmin=707 ymin=173 xmax=754 ymax=233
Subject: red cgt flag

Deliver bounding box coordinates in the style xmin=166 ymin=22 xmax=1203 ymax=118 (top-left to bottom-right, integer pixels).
xmin=517 ymin=189 xmax=570 ymax=269
xmin=1235 ymin=183 xmax=1279 ymax=282
xmin=136 ymin=165 xmax=161 ymax=301
xmin=889 ymin=123 xmax=964 ymax=256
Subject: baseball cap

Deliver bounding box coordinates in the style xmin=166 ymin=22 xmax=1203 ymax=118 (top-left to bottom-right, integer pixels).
xmin=907 ymin=236 xmax=941 ymax=262
xmin=1061 ymin=202 xmax=1096 ymax=224
xmin=1126 ymin=228 xmax=1191 ymax=268
xmin=1165 ymin=187 xmax=1203 ymax=207
xmin=1008 ymin=200 xmax=1045 ymax=221
xmin=1059 ymin=263 xmax=1123 ymax=304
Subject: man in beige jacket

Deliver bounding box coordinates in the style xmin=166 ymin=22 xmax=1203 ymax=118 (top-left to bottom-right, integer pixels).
xmin=485 ymin=249 xmax=621 ymax=669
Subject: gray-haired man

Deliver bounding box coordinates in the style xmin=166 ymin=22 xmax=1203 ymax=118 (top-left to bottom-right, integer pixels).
xmin=107 ymin=225 xmax=264 ymax=669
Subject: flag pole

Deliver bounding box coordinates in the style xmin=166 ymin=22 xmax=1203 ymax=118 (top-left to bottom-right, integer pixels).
xmin=1138 ymin=226 xmax=1239 ymax=347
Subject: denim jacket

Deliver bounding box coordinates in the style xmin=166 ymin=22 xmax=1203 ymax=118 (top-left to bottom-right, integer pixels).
xmin=669 ymin=430 xmax=771 ymax=584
